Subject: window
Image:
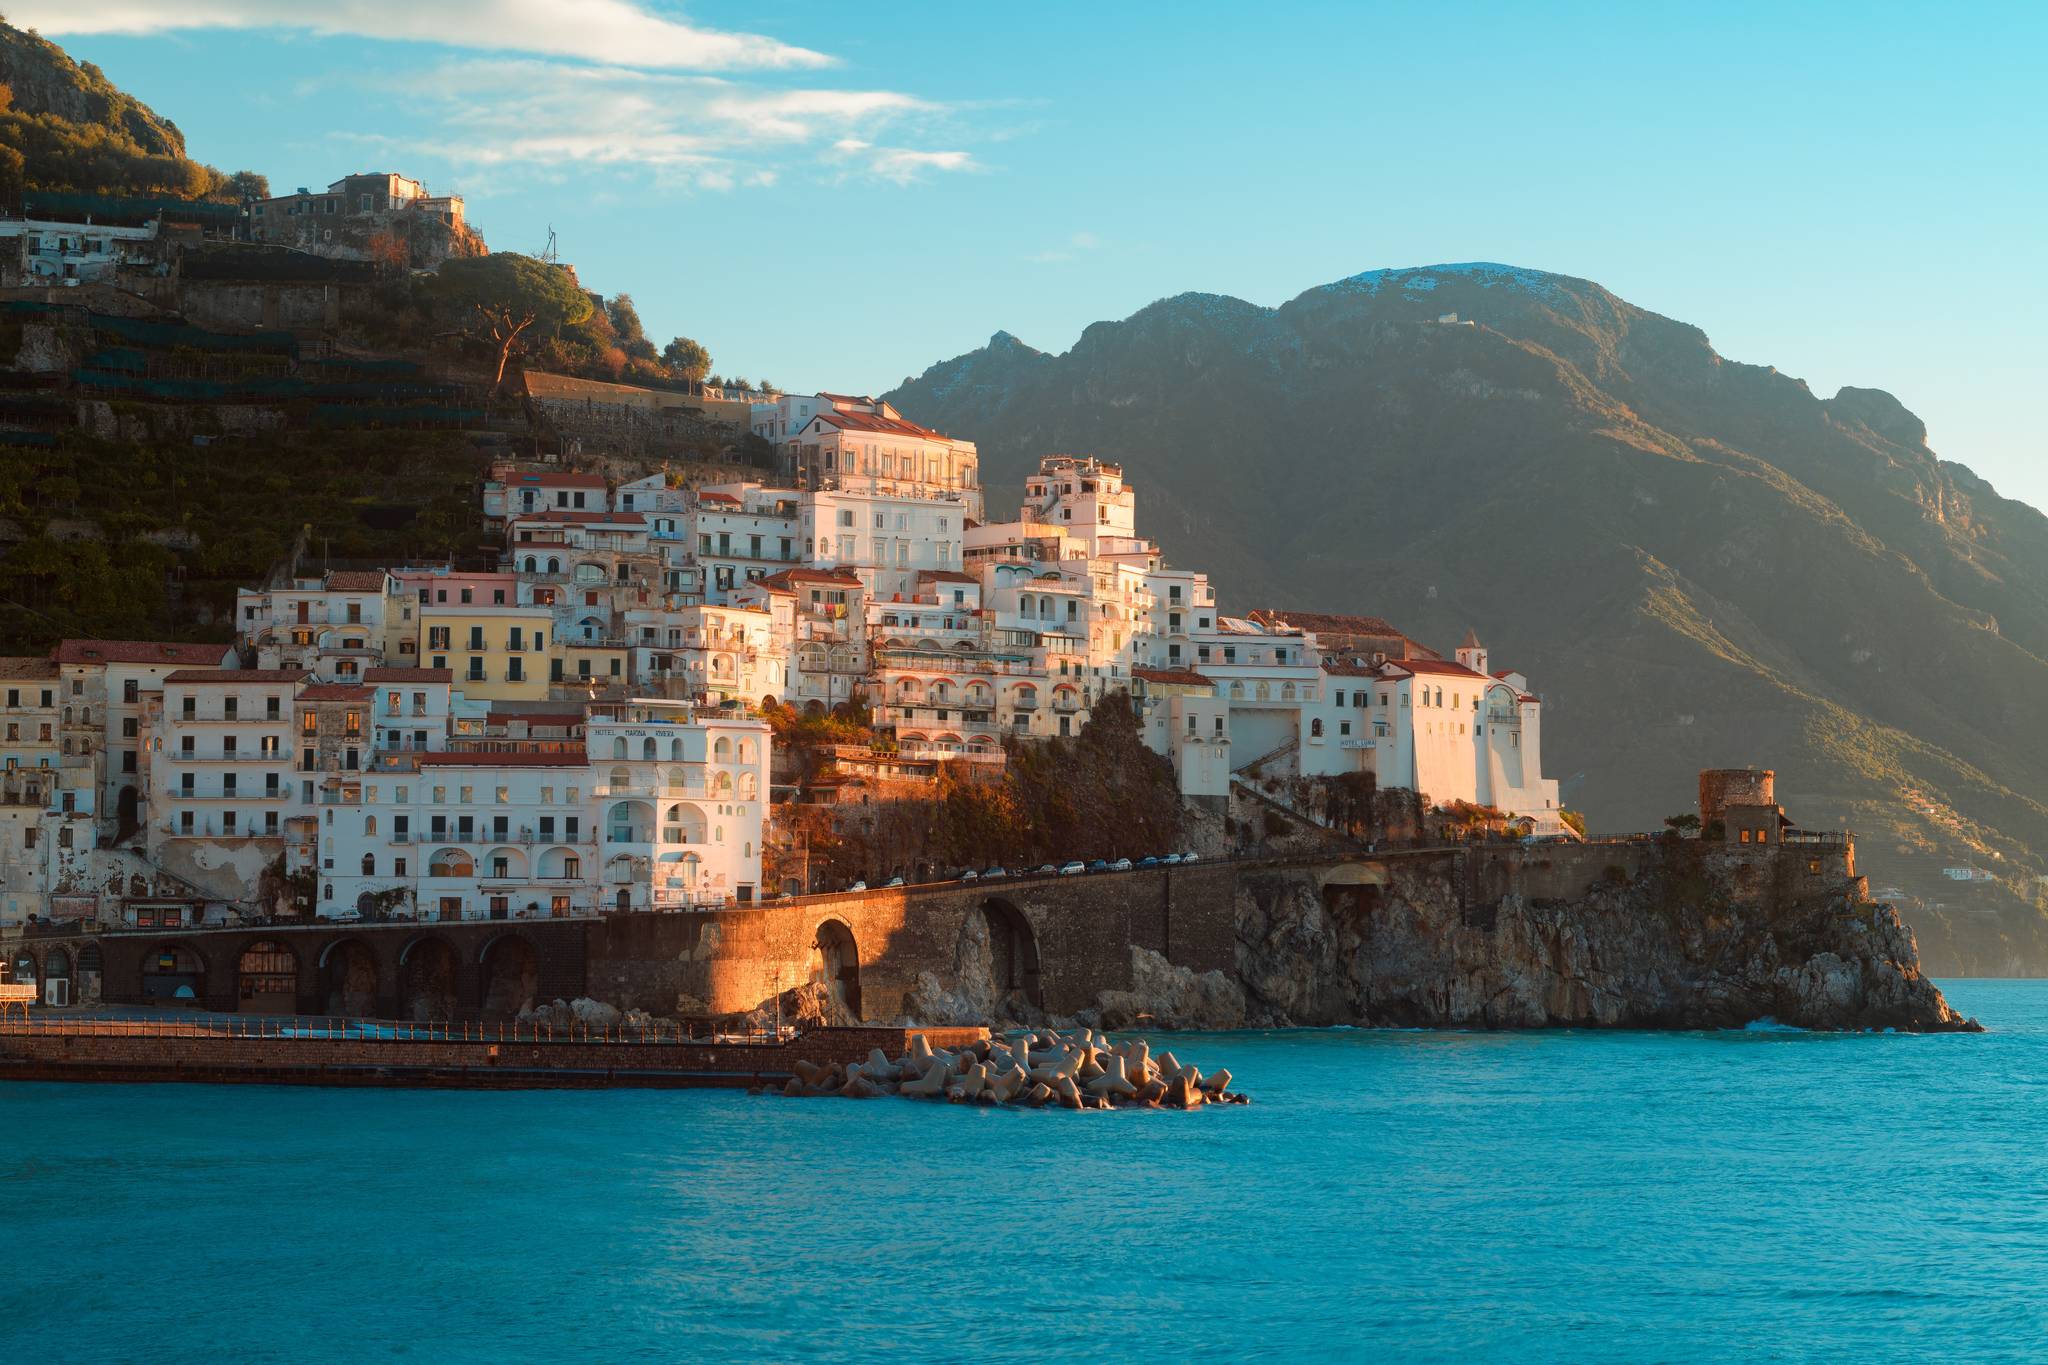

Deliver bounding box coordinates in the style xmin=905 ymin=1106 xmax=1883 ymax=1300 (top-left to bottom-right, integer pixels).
xmin=302 ymin=711 xmax=318 ymax=734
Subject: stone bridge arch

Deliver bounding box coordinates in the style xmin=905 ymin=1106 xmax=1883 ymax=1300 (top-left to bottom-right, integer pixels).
xmin=809 ymin=917 xmax=862 ymax=1022
xmin=398 ymin=934 xmax=460 ymax=1022
xmin=979 ymin=896 xmax=1043 ymax=1010
xmin=318 ymin=936 xmax=382 ymax=1017
xmin=477 ymin=932 xmax=540 ymax=1019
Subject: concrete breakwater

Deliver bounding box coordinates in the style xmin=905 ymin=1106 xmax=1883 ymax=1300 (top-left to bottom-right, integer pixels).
xmin=0 ymin=1019 xmax=989 ymax=1089
xmin=771 ymin=1026 xmax=1245 ymax=1110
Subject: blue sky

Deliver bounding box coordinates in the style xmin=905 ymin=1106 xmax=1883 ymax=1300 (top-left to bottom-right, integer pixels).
xmin=25 ymin=1 xmax=2048 ymax=505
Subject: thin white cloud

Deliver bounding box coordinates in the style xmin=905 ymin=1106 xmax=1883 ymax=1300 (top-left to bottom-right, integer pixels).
xmin=10 ymin=0 xmax=830 ymax=71
xmin=356 ymin=58 xmax=977 ymax=189
xmin=869 ymin=148 xmax=976 ymax=183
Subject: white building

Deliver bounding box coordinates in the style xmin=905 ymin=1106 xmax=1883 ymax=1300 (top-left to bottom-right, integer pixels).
xmin=784 ymin=394 xmax=983 ymax=521
xmin=309 ymin=698 xmax=769 ymax=919
xmin=54 ymin=638 xmax=239 ymax=840
xmin=236 ymin=570 xmax=394 ymax=681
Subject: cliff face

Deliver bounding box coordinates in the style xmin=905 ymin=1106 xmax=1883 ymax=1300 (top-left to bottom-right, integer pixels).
xmin=1231 ymin=848 xmax=1973 ymax=1032
xmin=887 ymin=263 xmax=2048 ymax=975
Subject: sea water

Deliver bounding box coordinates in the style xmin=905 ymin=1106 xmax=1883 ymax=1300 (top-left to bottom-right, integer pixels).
xmin=2 ymin=979 xmax=2044 ymax=1363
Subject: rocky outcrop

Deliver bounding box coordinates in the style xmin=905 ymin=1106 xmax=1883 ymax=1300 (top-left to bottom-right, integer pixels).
xmin=1094 ymin=947 xmax=1246 ymax=1031
xmin=1234 ymin=848 xmax=1977 ymax=1032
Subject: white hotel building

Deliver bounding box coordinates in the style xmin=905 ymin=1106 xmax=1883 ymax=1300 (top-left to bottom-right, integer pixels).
xmin=310 ymin=698 xmax=768 ymax=919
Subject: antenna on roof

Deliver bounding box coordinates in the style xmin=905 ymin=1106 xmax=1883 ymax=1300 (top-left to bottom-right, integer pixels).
xmin=539 ymin=224 xmax=559 ymax=265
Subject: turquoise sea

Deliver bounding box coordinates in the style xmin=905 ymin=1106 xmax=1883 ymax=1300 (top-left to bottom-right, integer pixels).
xmin=2 ymin=979 xmax=2043 ymax=1363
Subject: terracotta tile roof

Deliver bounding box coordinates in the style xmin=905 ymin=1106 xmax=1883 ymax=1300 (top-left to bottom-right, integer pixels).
xmin=916 ymin=570 xmax=978 ymax=583
xmin=807 ymin=409 xmax=957 ymax=442
xmin=1133 ymin=667 xmax=1213 ymax=688
xmin=1381 ymin=657 xmax=1489 ymax=681
xmin=297 ymin=683 xmax=371 ymax=701
xmin=415 ymin=750 xmax=588 ymax=768
xmin=1251 ymin=608 xmax=1407 ymax=637
xmin=323 ymin=570 xmax=390 ymax=592
xmin=53 ymin=640 xmax=235 ymax=667
xmin=364 ymin=667 xmax=453 ymax=682
xmin=760 ymin=567 xmax=864 ymax=588
xmin=695 ymin=491 xmax=742 ymax=504
xmin=161 ymin=668 xmax=310 ymax=684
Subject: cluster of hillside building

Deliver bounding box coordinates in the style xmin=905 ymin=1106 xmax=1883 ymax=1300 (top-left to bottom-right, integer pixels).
xmin=0 ymin=390 xmax=1559 ymax=931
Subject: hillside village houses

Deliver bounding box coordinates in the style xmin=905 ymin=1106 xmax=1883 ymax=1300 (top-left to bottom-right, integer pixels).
xmin=0 ymin=388 xmax=1562 ymax=943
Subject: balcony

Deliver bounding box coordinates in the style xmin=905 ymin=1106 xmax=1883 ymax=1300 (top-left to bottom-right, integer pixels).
xmin=171 ymin=788 xmax=288 ymax=803
xmin=172 ymin=750 xmax=288 ymax=764
xmin=157 ymin=821 xmax=284 ymax=839
xmin=402 ymin=830 xmax=597 ymax=848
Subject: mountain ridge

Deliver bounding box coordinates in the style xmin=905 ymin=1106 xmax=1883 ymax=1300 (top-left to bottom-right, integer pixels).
xmin=886 ymin=262 xmax=2048 ymax=973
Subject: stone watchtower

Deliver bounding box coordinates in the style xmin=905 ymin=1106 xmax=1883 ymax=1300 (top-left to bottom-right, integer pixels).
xmin=1698 ymin=768 xmax=1775 ymax=835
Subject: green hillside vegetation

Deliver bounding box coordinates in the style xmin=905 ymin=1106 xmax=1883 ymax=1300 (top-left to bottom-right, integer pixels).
xmin=0 ymin=428 xmax=482 ymax=649
xmin=887 ymin=265 xmax=2048 ymax=974
xmin=0 ymin=21 xmax=263 ymax=202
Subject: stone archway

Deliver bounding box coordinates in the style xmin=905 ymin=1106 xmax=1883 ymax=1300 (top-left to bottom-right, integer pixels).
xmin=235 ymin=940 xmax=301 ymax=1014
xmin=140 ymin=942 xmax=206 ymax=1005
xmin=320 ymin=938 xmax=379 ymax=1017
xmin=478 ymin=934 xmax=539 ymax=1019
xmin=810 ymin=919 xmax=862 ymax=1021
xmin=980 ymin=898 xmax=1043 ymax=1010
xmin=399 ymin=936 xmax=459 ymax=1022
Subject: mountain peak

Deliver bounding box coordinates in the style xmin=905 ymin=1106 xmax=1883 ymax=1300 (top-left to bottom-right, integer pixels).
xmin=1318 ymin=261 xmax=1580 ymax=303
xmin=1826 ymin=386 xmax=1928 ymax=449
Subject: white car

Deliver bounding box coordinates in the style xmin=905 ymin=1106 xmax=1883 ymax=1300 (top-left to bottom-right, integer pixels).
xmin=1110 ymin=858 xmax=1133 ymax=872
xmin=1179 ymin=851 xmax=1200 ymax=864
xmin=848 ymin=880 xmax=868 ymax=892
xmin=1057 ymin=860 xmax=1086 ymax=876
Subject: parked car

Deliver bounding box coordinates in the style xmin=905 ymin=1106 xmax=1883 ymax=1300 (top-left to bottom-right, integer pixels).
xmin=333 ymin=910 xmax=362 ymax=923
xmin=982 ymin=866 xmax=1007 ymax=880
xmin=1180 ymin=851 xmax=1201 ymax=864
xmin=1033 ymin=863 xmax=1058 ymax=876
xmin=848 ymin=880 xmax=868 ymax=892
xmin=1110 ymin=857 xmax=1133 ymax=872
xmin=1161 ymin=853 xmax=1182 ymax=866
xmin=1058 ymin=860 xmax=1086 ymax=876
xmin=883 ymin=876 xmax=906 ymax=888
xmin=1137 ymin=856 xmax=1160 ymax=869
xmin=1086 ymin=859 xmax=1110 ymax=873
xmin=958 ymin=868 xmax=980 ymax=882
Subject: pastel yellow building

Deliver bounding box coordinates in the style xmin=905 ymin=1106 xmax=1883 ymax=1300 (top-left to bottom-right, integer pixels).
xmin=417 ymin=605 xmax=554 ymax=702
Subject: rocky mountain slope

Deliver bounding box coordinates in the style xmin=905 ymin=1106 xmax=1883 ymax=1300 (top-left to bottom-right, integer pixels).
xmin=887 ymin=264 xmax=2048 ymax=975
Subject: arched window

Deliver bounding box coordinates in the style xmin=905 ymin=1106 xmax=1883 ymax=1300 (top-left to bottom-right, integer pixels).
xmin=547 ymin=557 xmax=561 ymax=573
xmin=642 ymin=737 xmax=657 ymax=760
xmin=1282 ymin=682 xmax=1296 ymax=700
xmin=361 ymin=853 xmax=375 ymax=875
xmin=670 ymin=738 xmax=684 ymax=759
xmin=713 ymin=771 xmax=733 ymax=796
xmin=738 ymin=772 xmax=758 ymax=800
xmin=1230 ymin=681 xmax=1244 ymax=699
xmin=1310 ymin=717 xmax=1324 ymax=738
xmin=611 ymin=737 xmax=628 ymax=759
xmin=1255 ymin=682 xmax=1270 ymax=701
xmin=714 ymin=736 xmax=732 ymax=761
xmin=364 ymin=814 xmax=377 ymax=835
xmin=523 ymin=556 xmax=536 ymax=572
xmin=609 ymin=765 xmax=632 ymax=790
xmin=738 ymin=740 xmax=755 ymax=765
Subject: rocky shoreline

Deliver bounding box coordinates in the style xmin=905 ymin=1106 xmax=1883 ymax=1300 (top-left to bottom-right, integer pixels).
xmin=889 ymin=843 xmax=1979 ymax=1036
